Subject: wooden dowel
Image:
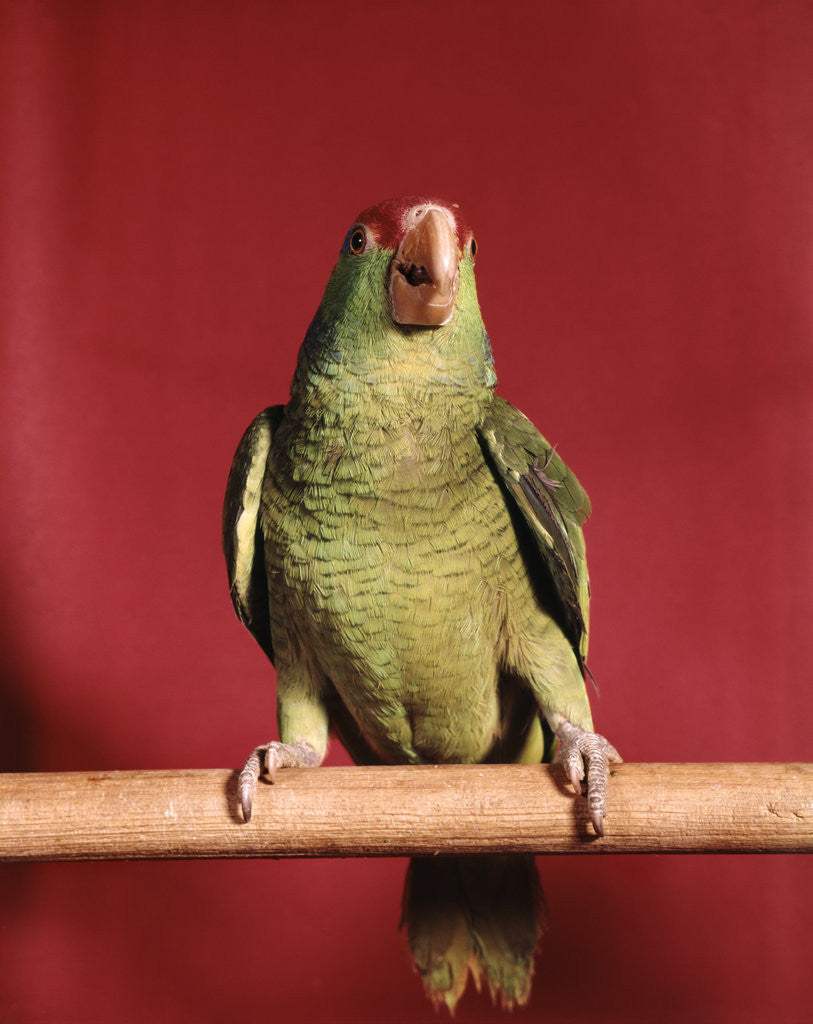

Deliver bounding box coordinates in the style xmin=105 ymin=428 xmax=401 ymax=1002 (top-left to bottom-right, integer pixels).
xmin=1 ymin=763 xmax=810 ymax=862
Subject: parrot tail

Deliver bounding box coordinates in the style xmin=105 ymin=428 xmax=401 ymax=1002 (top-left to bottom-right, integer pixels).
xmin=402 ymin=854 xmax=547 ymax=1013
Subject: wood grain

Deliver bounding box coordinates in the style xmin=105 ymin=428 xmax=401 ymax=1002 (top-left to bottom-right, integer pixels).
xmin=1 ymin=763 xmax=810 ymax=862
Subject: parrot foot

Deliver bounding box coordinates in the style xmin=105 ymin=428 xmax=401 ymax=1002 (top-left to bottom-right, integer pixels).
xmin=238 ymin=741 xmax=322 ymax=823
xmin=554 ymin=719 xmax=622 ymax=837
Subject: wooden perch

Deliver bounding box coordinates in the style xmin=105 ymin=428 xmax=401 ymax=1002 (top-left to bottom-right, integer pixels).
xmin=1 ymin=763 xmax=810 ymax=862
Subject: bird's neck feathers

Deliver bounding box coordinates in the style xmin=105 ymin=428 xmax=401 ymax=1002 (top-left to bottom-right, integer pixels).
xmin=288 ymin=251 xmax=497 ymax=432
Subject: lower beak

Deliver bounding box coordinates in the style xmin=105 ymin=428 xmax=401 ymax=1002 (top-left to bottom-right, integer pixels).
xmin=389 ymin=206 xmax=459 ymax=326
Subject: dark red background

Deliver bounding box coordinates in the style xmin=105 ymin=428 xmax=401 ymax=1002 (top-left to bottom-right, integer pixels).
xmin=1 ymin=2 xmax=811 ymax=1021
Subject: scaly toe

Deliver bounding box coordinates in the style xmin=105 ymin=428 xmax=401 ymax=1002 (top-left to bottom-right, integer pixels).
xmin=554 ymin=719 xmax=620 ymax=837
xmin=238 ymin=747 xmax=264 ymax=823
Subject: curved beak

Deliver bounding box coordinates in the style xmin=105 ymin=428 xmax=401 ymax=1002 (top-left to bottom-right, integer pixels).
xmin=388 ymin=206 xmax=459 ymax=326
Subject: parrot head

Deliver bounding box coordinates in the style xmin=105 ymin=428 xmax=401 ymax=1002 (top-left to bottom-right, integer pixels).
xmin=343 ymin=197 xmax=477 ymax=327
xmin=307 ymin=197 xmax=493 ymax=392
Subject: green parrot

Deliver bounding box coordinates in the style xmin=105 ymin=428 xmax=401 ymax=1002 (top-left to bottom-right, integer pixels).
xmin=223 ymin=197 xmax=620 ymax=1011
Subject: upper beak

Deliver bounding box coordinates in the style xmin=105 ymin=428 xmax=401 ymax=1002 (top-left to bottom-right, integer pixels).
xmin=388 ymin=206 xmax=459 ymax=326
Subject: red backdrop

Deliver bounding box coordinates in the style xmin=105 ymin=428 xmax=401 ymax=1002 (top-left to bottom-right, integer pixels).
xmin=1 ymin=2 xmax=811 ymax=1022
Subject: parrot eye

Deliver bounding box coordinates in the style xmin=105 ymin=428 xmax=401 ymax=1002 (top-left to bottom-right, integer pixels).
xmin=349 ymin=228 xmax=367 ymax=255
xmin=470 ymin=237 xmax=478 ymax=258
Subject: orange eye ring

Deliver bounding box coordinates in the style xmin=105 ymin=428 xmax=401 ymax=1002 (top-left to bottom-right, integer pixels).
xmin=470 ymin=237 xmax=478 ymax=258
xmin=349 ymin=227 xmax=366 ymax=255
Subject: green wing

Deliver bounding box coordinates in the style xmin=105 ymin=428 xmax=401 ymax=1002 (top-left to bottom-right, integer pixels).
xmin=478 ymin=395 xmax=591 ymax=666
xmin=222 ymin=405 xmax=284 ymax=665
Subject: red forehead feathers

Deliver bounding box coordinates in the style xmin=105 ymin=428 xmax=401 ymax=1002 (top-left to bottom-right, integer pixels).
xmin=351 ymin=196 xmax=474 ymax=251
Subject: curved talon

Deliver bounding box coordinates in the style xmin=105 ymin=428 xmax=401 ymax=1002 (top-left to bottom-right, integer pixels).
xmin=238 ymin=748 xmax=263 ymax=823
xmin=264 ymin=745 xmax=280 ymax=784
xmin=240 ymin=786 xmax=254 ymax=823
xmin=567 ymin=763 xmax=583 ymax=796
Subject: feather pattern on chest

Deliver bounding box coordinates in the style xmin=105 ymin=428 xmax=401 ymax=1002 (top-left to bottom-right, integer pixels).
xmin=261 ymin=278 xmax=522 ymax=765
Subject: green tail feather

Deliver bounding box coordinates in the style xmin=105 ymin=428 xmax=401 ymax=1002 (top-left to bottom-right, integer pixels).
xmin=402 ymin=855 xmax=547 ymax=1013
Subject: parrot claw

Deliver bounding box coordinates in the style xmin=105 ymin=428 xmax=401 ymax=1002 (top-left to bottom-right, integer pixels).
xmin=567 ymin=764 xmax=583 ymax=796
xmin=238 ymin=747 xmax=264 ymax=822
xmin=554 ymin=719 xmax=622 ymax=837
xmin=237 ymin=741 xmax=323 ymax=822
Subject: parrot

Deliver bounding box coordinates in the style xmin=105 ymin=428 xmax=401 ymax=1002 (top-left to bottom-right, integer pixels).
xmin=222 ymin=197 xmax=620 ymax=1011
